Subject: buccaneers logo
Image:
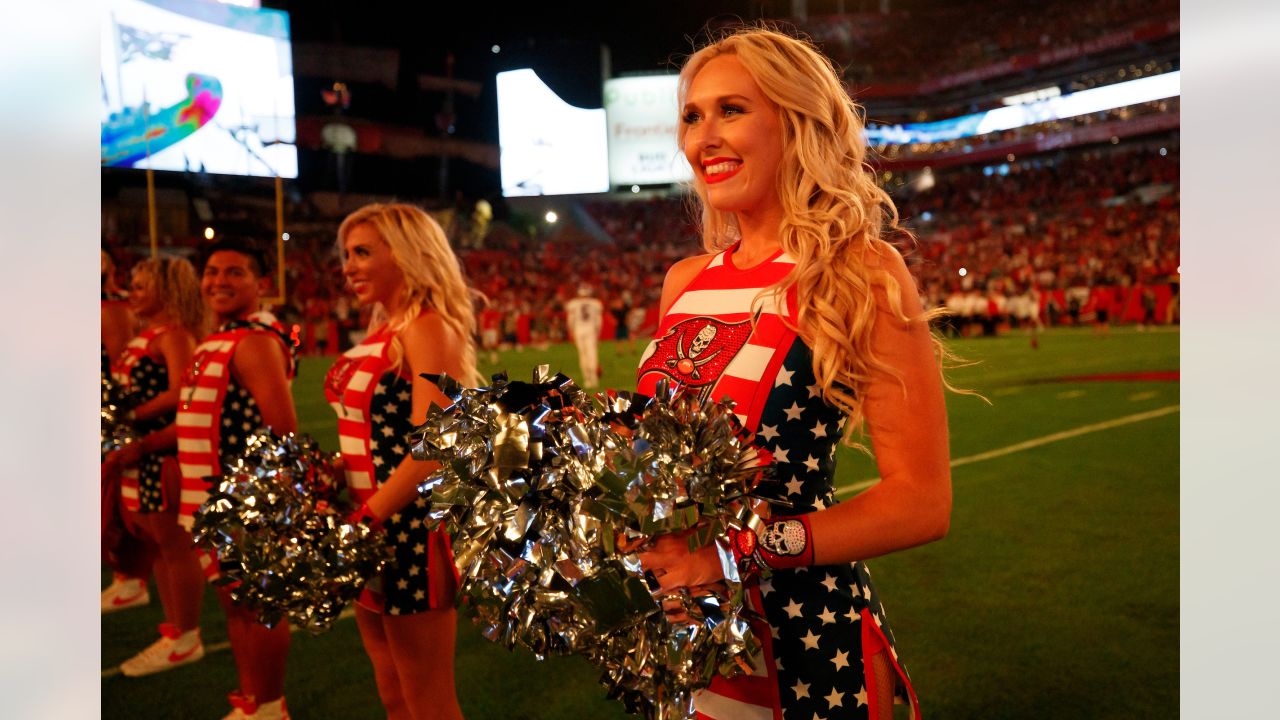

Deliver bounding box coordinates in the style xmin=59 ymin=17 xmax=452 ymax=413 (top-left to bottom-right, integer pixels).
xmin=637 ymin=316 xmax=752 ymax=394
xmin=324 ymin=353 xmax=361 ymax=401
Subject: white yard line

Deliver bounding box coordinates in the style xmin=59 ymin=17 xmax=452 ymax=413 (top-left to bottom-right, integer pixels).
xmin=102 ymin=607 xmax=356 ymax=678
xmin=834 ymin=404 xmax=1180 ymax=499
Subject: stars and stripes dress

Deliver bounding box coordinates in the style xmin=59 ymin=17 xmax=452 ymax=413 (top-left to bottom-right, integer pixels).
xmin=325 ymin=322 xmax=457 ymax=615
xmin=175 ymin=320 xmax=295 ymax=577
xmin=637 ymin=246 xmax=922 ymax=720
xmin=112 ymin=325 xmax=179 ymax=513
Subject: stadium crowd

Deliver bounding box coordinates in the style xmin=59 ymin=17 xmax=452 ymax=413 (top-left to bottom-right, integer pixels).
xmin=102 ymin=137 xmax=1180 ymax=356
xmin=803 ymin=0 xmax=1177 ymax=86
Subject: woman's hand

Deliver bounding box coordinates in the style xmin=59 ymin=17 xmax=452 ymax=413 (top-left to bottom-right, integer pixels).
xmin=108 ymin=440 xmax=145 ymax=470
xmin=638 ymin=531 xmax=728 ymax=621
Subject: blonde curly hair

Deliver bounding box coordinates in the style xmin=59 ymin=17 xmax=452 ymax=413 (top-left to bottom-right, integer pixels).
xmin=678 ymin=25 xmax=948 ymax=445
xmin=338 ymin=203 xmax=481 ymax=386
xmin=132 ymin=255 xmax=205 ymax=340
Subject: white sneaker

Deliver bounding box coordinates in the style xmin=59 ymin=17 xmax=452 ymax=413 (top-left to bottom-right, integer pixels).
xmin=101 ymin=577 xmax=150 ymax=613
xmin=119 ymin=623 xmax=204 ymax=677
xmin=222 ymin=693 xmax=289 ymax=720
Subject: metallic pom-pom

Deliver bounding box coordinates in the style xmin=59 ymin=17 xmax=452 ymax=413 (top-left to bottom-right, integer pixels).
xmin=411 ymin=367 xmax=774 ymax=719
xmin=192 ymin=431 xmax=388 ymax=634
xmin=101 ymin=373 xmax=139 ymax=458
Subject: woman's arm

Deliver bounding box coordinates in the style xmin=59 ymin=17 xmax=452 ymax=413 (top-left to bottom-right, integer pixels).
xmin=364 ymin=313 xmax=467 ymax=521
xmin=107 ymin=330 xmax=195 ymax=467
xmin=642 ymin=245 xmax=951 ymax=589
xmin=807 ymin=246 xmax=951 ymax=565
xmin=102 ymin=303 xmax=135 ymax=363
xmin=129 ymin=330 xmax=196 ymax=422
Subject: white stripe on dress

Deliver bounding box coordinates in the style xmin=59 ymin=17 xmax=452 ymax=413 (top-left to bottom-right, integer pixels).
xmin=717 ymin=344 xmax=776 ymax=383
xmin=667 ymin=287 xmax=788 ymax=318
xmin=177 ymin=437 xmax=213 ymax=454
xmin=692 ymin=690 xmax=774 ymax=720
xmin=176 ymin=413 xmax=213 ymax=428
xmin=339 ymin=434 xmax=367 ymax=457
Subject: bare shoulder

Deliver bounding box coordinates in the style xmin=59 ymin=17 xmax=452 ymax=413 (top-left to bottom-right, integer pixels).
xmin=151 ymin=327 xmax=196 ymax=356
xmin=667 ymin=253 xmax=716 ymax=282
xmin=400 ymin=311 xmax=467 ymax=377
xmin=658 ymin=253 xmax=716 ymax=316
xmin=234 ymin=331 xmax=287 ymax=364
xmin=400 ymin=311 xmax=459 ymax=346
xmin=862 ymin=240 xmax=918 ymax=290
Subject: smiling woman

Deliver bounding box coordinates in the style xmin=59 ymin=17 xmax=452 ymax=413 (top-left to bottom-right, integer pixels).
xmin=680 ymin=54 xmax=785 ymax=231
xmin=327 ymin=203 xmax=482 ymax=720
xmin=636 ymin=25 xmax=954 ymax=720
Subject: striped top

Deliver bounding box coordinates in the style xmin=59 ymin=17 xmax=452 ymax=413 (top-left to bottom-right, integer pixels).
xmin=323 ymin=326 xmax=400 ymax=503
xmin=175 ymin=321 xmax=293 ymax=530
xmin=637 ymin=247 xmax=798 ymax=430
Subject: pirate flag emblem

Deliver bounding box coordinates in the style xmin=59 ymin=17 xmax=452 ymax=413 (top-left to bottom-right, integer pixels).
xmin=637 ymin=316 xmax=753 ymax=394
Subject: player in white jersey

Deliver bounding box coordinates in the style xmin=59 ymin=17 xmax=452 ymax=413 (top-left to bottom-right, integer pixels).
xmin=564 ymin=284 xmax=604 ymax=388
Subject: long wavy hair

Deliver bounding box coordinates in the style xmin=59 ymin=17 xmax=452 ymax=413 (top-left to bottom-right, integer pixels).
xmin=132 ymin=255 xmax=205 ymax=339
xmin=337 ymin=203 xmax=481 ymax=385
xmin=678 ymin=25 xmax=949 ymax=445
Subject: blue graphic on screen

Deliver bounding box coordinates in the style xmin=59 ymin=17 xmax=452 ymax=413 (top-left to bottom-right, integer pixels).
xmin=101 ymin=0 xmax=297 ymax=178
xmin=865 ymin=72 xmax=1179 ymax=146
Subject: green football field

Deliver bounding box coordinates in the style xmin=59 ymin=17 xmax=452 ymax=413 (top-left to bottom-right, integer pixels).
xmin=102 ymin=326 xmax=1179 ymax=719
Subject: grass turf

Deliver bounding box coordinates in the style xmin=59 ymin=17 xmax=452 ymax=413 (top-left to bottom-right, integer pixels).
xmin=102 ymin=325 xmax=1179 ymax=718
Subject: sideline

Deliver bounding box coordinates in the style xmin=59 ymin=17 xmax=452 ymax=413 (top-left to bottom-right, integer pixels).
xmin=102 ymin=607 xmax=356 ymax=678
xmin=834 ymin=404 xmax=1180 ymax=499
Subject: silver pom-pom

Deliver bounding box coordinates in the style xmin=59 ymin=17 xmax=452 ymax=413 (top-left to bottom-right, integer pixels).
xmin=192 ymin=431 xmax=388 ymax=633
xmin=412 ymin=368 xmax=773 ymax=719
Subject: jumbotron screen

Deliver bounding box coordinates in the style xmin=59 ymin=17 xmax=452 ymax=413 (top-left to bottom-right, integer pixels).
xmin=497 ymin=69 xmax=609 ymax=197
xmin=100 ymin=0 xmax=298 ymax=178
xmin=604 ymin=75 xmax=692 ymax=186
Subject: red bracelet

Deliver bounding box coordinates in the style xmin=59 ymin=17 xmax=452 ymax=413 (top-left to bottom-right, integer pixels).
xmin=347 ymin=502 xmax=383 ymax=530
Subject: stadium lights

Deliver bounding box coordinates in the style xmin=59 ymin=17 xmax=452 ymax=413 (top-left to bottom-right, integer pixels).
xmin=204 ymin=227 xmax=215 ymax=240
xmin=545 ymin=211 xmax=558 ymax=224
xmin=866 ymin=71 xmax=1181 ymax=145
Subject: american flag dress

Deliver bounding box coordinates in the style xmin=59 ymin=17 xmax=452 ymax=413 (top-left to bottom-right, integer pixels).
xmin=176 ymin=320 xmax=295 ymax=578
xmin=111 ymin=324 xmax=180 ymax=513
xmin=324 ymin=323 xmax=457 ymax=615
xmin=637 ymin=247 xmax=922 ymax=720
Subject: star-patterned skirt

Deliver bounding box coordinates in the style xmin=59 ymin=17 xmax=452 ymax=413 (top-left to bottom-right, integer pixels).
xmin=133 ymin=451 xmax=176 ymax=513
xmin=754 ymin=560 xmax=920 ymax=719
xmin=362 ymin=497 xmax=457 ymax=616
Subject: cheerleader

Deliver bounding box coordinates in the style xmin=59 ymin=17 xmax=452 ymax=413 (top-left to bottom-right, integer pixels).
xmin=327 ymin=203 xmax=480 ymax=720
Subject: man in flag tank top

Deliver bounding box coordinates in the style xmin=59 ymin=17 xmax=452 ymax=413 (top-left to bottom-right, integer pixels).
xmin=176 ymin=238 xmax=298 ymax=720
xmin=326 ymin=203 xmax=479 ymax=720
xmin=637 ymin=27 xmax=952 ymax=720
xmin=105 ymin=256 xmax=210 ymax=678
